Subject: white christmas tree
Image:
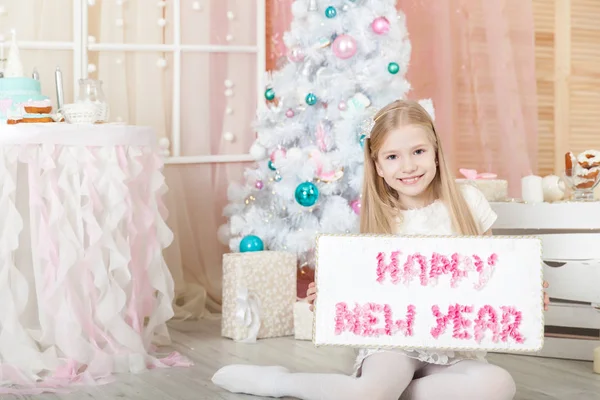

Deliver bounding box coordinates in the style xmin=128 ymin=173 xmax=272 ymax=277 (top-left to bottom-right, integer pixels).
xmin=4 ymin=30 xmax=24 ymax=78
xmin=222 ymin=0 xmax=432 ymax=269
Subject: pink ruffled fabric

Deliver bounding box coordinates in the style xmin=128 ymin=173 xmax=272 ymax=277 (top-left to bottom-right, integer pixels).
xmin=0 ymin=143 xmax=191 ymax=394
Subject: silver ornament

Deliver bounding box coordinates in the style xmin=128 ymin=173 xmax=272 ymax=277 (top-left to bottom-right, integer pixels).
xmin=300 ymin=59 xmax=319 ymax=80
xmin=308 ymin=0 xmax=318 ymax=11
xmin=276 ymin=55 xmax=289 ymax=70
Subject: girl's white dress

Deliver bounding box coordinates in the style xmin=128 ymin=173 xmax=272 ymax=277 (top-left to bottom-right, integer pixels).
xmin=353 ymin=184 xmax=498 ymax=376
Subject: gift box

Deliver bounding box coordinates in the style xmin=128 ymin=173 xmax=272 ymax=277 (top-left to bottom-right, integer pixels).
xmin=221 ymin=251 xmax=297 ymax=342
xmin=294 ymin=299 xmax=314 ymax=341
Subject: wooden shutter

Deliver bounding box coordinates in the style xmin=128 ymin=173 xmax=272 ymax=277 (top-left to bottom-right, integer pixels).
xmin=535 ymin=0 xmax=600 ymax=181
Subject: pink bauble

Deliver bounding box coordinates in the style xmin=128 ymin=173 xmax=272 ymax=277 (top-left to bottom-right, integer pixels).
xmin=270 ymin=148 xmax=287 ymax=162
xmin=371 ymin=17 xmax=390 ymax=35
xmin=255 ymin=180 xmax=264 ymax=190
xmin=350 ymin=199 xmax=361 ymax=215
xmin=286 ymin=109 xmax=295 ymax=118
xmin=288 ymin=47 xmax=305 ymax=62
xmin=338 ymin=101 xmax=347 ymax=111
xmin=332 ymin=35 xmax=357 ymax=59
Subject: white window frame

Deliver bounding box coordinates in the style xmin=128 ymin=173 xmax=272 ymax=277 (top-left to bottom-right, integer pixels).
xmin=17 ymin=0 xmax=265 ymax=165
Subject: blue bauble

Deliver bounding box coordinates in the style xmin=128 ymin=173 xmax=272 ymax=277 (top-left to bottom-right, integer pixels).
xmin=325 ymin=6 xmax=337 ymax=18
xmin=388 ymin=62 xmax=400 ymax=75
xmin=305 ymin=93 xmax=318 ymax=106
xmin=268 ymin=160 xmax=277 ymax=171
xmin=264 ymin=88 xmax=276 ymax=101
xmin=359 ymin=134 xmax=366 ymax=148
xmin=240 ymin=235 xmax=264 ymax=252
xmin=295 ymin=182 xmax=319 ymax=207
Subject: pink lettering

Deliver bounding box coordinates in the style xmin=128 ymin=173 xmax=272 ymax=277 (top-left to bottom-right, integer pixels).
xmin=430 ymin=304 xmax=473 ymax=339
xmin=334 ymin=302 xmax=360 ymax=335
xmin=376 ymin=251 xmax=401 ymax=284
xmin=430 ymin=305 xmax=451 ymax=339
xmin=473 ymin=254 xmax=499 ymax=290
xmin=362 ymin=303 xmax=387 ymax=337
xmin=452 ymin=304 xmax=474 ymax=339
xmin=474 ymin=305 xmax=500 ymax=343
xmin=500 ymin=306 xmax=525 ymax=344
xmin=402 ymin=253 xmax=428 ymax=286
xmin=334 ymin=302 xmax=416 ymax=337
xmin=375 ymin=251 xmax=499 ymax=289
xmin=431 ymin=304 xmax=525 ymax=344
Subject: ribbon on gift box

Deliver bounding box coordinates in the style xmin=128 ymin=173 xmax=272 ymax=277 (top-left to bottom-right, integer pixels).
xmin=234 ymin=287 xmax=262 ymax=343
xmin=459 ymin=168 xmax=497 ymax=180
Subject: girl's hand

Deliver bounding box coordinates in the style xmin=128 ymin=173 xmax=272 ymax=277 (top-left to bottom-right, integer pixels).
xmin=543 ymin=281 xmax=550 ymax=311
xmin=307 ymin=282 xmax=316 ymax=312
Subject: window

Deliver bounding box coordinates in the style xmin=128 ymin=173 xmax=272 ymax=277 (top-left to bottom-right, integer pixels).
xmin=2 ymin=0 xmax=265 ymax=164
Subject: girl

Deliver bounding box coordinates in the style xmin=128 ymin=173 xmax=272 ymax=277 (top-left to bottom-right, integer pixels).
xmin=212 ymin=99 xmax=549 ymax=400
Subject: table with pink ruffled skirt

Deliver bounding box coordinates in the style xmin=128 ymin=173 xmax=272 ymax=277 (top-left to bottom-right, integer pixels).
xmin=0 ymin=123 xmax=191 ymax=394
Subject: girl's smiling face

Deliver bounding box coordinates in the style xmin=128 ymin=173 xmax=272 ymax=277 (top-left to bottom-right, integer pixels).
xmin=374 ymin=124 xmax=437 ymax=208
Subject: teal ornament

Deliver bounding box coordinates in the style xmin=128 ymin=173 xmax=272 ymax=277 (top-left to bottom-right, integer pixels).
xmin=305 ymin=93 xmax=318 ymax=106
xmin=359 ymin=134 xmax=366 ymax=148
xmin=268 ymin=160 xmax=277 ymax=171
xmin=325 ymin=6 xmax=337 ymax=18
xmin=264 ymin=88 xmax=276 ymax=101
xmin=274 ymin=172 xmax=282 ymax=182
xmin=240 ymin=235 xmax=264 ymax=252
xmin=295 ymin=182 xmax=319 ymax=207
xmin=387 ymin=62 xmax=400 ymax=75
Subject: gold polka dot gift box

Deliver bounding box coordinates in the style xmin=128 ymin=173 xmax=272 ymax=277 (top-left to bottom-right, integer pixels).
xmin=221 ymin=251 xmax=297 ymax=342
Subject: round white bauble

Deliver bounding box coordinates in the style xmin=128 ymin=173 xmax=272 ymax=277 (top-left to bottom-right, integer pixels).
xmin=217 ymin=223 xmax=231 ymax=245
xmin=249 ymin=142 xmax=267 ymax=160
xmin=286 ymin=147 xmax=303 ymax=161
xmin=291 ymin=1 xmax=308 ymax=18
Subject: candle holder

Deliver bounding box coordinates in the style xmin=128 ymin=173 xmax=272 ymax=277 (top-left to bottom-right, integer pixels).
xmin=563 ymin=169 xmax=600 ymax=202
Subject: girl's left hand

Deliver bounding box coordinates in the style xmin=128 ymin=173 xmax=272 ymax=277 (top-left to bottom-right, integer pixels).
xmin=543 ymin=281 xmax=550 ymax=311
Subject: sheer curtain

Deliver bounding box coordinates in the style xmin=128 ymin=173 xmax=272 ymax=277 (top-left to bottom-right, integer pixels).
xmin=89 ymin=0 xmax=259 ymax=319
xmin=267 ymin=0 xmax=539 ymax=197
xmin=400 ymin=0 xmax=538 ymax=196
xmin=8 ymin=0 xmax=258 ymax=320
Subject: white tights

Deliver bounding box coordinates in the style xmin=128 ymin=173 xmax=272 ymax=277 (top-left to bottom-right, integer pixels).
xmin=212 ymin=351 xmax=517 ymax=400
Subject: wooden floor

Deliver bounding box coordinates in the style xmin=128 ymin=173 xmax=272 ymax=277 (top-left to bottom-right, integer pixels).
xmin=6 ymin=319 xmax=600 ymax=399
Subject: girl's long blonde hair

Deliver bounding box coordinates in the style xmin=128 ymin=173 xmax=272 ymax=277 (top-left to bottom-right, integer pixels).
xmin=359 ymin=99 xmax=480 ymax=236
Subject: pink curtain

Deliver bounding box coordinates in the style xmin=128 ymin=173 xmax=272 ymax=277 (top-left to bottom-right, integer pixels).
xmin=162 ymin=0 xmax=258 ymax=318
xmin=400 ymin=0 xmax=538 ymax=196
xmin=267 ymin=0 xmax=538 ymax=197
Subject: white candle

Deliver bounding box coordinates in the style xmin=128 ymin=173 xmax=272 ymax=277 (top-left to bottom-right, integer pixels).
xmin=521 ymin=175 xmax=544 ymax=204
xmin=594 ymin=346 xmax=600 ymax=374
xmin=55 ymin=66 xmax=64 ymax=110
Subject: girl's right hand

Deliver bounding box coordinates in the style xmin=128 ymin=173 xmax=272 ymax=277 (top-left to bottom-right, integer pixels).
xmin=307 ymin=282 xmax=316 ymax=311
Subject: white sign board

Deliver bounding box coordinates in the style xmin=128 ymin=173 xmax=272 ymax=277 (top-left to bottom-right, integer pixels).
xmin=313 ymin=234 xmax=544 ymax=353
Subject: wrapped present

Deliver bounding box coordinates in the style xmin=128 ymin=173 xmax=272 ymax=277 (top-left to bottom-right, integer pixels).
xmin=456 ymin=168 xmax=508 ymax=202
xmin=294 ymin=299 xmax=314 ymax=341
xmin=221 ymin=251 xmax=297 ymax=342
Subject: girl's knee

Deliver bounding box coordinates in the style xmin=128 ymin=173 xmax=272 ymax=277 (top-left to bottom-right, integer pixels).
xmin=480 ymin=365 xmax=516 ymax=400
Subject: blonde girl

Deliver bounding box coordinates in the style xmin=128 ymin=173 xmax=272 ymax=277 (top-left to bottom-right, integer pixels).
xmin=212 ymin=99 xmax=548 ymax=400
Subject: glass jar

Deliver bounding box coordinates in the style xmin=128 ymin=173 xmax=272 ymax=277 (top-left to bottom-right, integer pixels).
xmin=77 ymin=78 xmax=109 ymax=123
